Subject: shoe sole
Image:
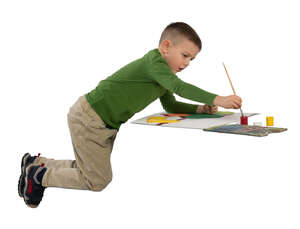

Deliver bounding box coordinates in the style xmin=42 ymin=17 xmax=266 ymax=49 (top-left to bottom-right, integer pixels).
xmin=23 ymin=164 xmax=39 ymax=208
xmin=18 ymin=153 xmax=31 ymax=197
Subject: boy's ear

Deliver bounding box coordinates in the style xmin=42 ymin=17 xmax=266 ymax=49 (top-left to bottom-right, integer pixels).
xmin=160 ymin=39 xmax=172 ymax=54
xmin=163 ymin=39 xmax=171 ymax=47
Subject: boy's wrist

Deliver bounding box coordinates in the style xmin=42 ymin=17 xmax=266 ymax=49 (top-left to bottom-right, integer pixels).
xmin=213 ymin=96 xmax=222 ymax=106
xmin=196 ymin=105 xmax=204 ymax=113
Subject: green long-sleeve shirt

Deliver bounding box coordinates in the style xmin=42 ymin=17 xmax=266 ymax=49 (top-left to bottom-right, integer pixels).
xmin=85 ymin=49 xmax=217 ymax=129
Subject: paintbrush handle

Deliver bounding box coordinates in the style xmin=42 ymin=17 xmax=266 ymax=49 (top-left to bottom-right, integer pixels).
xmin=222 ymin=63 xmax=244 ymax=116
xmin=223 ymin=63 xmax=237 ymax=95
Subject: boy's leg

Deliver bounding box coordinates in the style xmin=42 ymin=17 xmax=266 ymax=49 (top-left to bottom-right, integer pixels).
xmin=35 ymin=156 xmax=77 ymax=169
xmin=41 ymin=96 xmax=118 ymax=191
xmin=18 ymin=153 xmax=76 ymax=197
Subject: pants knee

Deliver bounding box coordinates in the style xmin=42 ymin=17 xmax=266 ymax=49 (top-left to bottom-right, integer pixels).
xmin=89 ymin=175 xmax=112 ymax=192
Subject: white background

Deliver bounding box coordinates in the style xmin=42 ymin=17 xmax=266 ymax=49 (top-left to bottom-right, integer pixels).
xmin=1 ymin=0 xmax=299 ymax=228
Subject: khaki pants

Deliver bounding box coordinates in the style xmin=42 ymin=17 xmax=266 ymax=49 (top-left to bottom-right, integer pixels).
xmin=36 ymin=96 xmax=118 ymax=191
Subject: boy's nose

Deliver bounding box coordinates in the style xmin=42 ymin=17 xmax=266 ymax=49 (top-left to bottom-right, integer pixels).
xmin=184 ymin=60 xmax=190 ymax=67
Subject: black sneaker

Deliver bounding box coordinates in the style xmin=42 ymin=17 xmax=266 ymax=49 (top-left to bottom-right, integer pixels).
xmin=23 ymin=163 xmax=47 ymax=208
xmin=18 ymin=153 xmax=40 ymax=197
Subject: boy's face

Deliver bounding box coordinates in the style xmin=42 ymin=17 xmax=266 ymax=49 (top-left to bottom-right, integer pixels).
xmin=159 ymin=37 xmax=200 ymax=74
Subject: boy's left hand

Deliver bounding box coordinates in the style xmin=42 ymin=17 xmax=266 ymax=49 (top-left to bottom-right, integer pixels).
xmin=196 ymin=105 xmax=218 ymax=114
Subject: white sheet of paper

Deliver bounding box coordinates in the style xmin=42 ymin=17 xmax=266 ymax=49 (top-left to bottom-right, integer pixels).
xmin=131 ymin=112 xmax=258 ymax=129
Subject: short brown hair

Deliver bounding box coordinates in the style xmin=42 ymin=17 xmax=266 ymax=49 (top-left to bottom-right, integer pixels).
xmin=159 ymin=22 xmax=202 ymax=50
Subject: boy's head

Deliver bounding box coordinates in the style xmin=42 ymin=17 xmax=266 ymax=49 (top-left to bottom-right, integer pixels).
xmin=158 ymin=22 xmax=202 ymax=74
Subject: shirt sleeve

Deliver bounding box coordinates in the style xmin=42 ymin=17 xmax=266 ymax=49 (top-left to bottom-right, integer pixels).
xmin=160 ymin=90 xmax=198 ymax=113
xmin=148 ymin=58 xmax=218 ymax=105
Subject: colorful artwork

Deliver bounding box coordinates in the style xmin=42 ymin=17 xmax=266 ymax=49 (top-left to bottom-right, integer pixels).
xmin=132 ymin=112 xmax=258 ymax=129
xmin=216 ymin=111 xmax=235 ymax=115
xmin=146 ymin=112 xmax=226 ymax=124
xmin=184 ymin=113 xmax=223 ymax=119
xmin=204 ymin=124 xmax=287 ymax=137
xmin=147 ymin=116 xmax=181 ymax=124
xmin=162 ymin=113 xmax=190 ymax=117
xmin=147 ymin=112 xmax=234 ymax=123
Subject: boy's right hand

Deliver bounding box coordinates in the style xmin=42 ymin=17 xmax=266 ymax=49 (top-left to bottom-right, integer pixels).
xmin=213 ymin=95 xmax=242 ymax=109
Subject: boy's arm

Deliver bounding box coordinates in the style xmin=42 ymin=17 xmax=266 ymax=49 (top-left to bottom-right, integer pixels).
xmin=160 ymin=91 xmax=198 ymax=113
xmin=149 ymin=61 xmax=218 ymax=105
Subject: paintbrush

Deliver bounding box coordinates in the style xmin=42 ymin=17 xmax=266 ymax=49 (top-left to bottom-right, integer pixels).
xmin=222 ymin=62 xmax=244 ymax=117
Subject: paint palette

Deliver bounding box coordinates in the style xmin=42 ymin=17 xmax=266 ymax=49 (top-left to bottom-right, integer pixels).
xmin=204 ymin=124 xmax=287 ymax=137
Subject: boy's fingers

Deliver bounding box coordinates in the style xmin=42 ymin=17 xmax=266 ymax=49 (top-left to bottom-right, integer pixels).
xmin=236 ymin=96 xmax=242 ymax=105
xmin=208 ymin=105 xmax=214 ymax=113
xmin=204 ymin=105 xmax=210 ymax=113
xmin=233 ymin=101 xmax=241 ymax=109
xmin=234 ymin=98 xmax=242 ymax=107
xmin=234 ymin=97 xmax=241 ymax=103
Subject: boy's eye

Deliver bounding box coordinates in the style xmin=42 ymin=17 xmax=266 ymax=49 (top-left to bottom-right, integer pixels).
xmin=182 ymin=53 xmax=195 ymax=61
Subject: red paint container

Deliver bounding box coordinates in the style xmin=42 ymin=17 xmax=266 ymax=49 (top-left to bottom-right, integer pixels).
xmin=240 ymin=116 xmax=248 ymax=125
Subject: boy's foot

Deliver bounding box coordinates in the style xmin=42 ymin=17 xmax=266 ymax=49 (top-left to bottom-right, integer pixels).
xmin=23 ymin=163 xmax=47 ymax=208
xmin=18 ymin=153 xmax=40 ymax=197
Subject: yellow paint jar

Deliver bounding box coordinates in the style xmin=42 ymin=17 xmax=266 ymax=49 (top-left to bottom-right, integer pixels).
xmin=266 ymin=116 xmax=274 ymax=126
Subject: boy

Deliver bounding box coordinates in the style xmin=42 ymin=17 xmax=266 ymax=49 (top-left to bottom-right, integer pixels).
xmin=18 ymin=22 xmax=242 ymax=208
